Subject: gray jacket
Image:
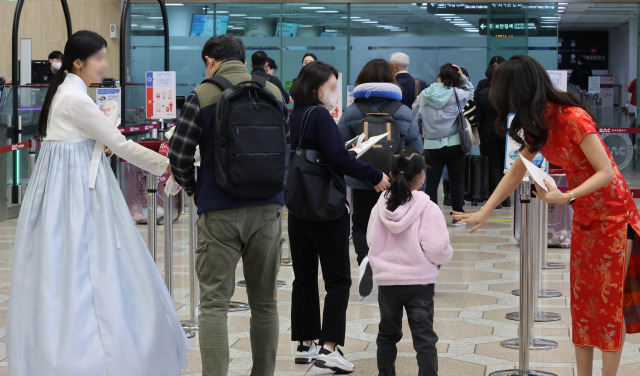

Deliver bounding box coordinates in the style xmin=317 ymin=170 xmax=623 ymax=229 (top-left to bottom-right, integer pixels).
xmin=412 ymin=77 xmax=474 ymax=140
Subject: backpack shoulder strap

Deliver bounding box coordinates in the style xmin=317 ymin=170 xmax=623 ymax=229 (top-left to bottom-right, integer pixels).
xmin=251 ymin=73 xmax=268 ymax=88
xmin=202 ymin=76 xmax=234 ymax=91
xmin=355 ymin=101 xmax=373 ymax=117
xmin=379 ymin=100 xmax=403 ymax=116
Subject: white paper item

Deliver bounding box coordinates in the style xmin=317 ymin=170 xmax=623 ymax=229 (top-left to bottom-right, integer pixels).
xmin=519 ymin=154 xmax=557 ymax=192
xmin=349 ymin=132 xmax=390 ymax=159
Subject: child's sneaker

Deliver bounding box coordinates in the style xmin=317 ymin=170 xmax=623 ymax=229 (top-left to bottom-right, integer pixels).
xmin=295 ymin=341 xmax=319 ymax=364
xmin=451 ymin=218 xmax=466 ymax=227
xmin=358 ymin=256 xmax=374 ymax=297
xmin=314 ymin=347 xmax=354 ymax=373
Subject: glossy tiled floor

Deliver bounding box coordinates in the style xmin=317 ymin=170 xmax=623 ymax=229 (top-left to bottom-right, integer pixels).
xmin=1 ymin=178 xmax=640 ymax=375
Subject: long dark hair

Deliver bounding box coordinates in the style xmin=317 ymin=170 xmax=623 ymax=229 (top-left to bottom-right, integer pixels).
xmin=290 ymin=61 xmax=338 ymax=106
xmin=355 ymin=59 xmax=397 ymax=86
xmin=437 ymin=63 xmax=460 ymax=88
xmin=489 ymin=55 xmax=593 ymax=152
xmin=38 ymin=30 xmax=107 ymax=137
xmin=385 ymin=148 xmax=426 ymax=212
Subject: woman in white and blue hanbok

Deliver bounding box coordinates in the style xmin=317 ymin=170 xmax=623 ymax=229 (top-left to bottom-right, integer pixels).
xmin=6 ymin=30 xmax=190 ymax=376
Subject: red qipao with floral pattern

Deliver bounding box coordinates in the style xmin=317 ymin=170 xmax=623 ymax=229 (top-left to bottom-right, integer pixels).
xmin=540 ymin=102 xmax=640 ymax=351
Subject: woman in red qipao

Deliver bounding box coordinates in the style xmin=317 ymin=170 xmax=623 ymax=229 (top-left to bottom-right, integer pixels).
xmin=454 ymin=55 xmax=640 ymax=376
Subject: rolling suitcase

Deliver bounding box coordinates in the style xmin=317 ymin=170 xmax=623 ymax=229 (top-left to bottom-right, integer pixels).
xmin=464 ymin=154 xmax=489 ymax=205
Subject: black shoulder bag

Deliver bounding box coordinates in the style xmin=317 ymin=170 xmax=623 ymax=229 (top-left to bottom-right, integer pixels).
xmin=284 ymin=107 xmax=347 ymax=222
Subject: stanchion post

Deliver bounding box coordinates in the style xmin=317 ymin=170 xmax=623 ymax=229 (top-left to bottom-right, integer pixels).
xmin=28 ymin=138 xmax=36 ymax=177
xmin=181 ymin=196 xmax=199 ymax=337
xmin=163 ymin=186 xmax=174 ymax=297
xmin=491 ymin=179 xmax=557 ymax=376
xmin=146 ymin=172 xmax=158 ymax=261
xmin=541 ymin=201 xmax=565 ymax=270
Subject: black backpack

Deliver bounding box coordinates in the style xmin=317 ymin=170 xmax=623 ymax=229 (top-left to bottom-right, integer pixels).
xmin=355 ymin=101 xmax=402 ymax=175
xmin=203 ymin=73 xmax=289 ymax=199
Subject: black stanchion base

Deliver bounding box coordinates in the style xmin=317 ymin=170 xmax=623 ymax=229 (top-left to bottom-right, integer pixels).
xmin=512 ymin=289 xmax=562 ymax=298
xmin=500 ymin=337 xmax=558 ymax=350
xmin=490 ymin=370 xmax=557 ymax=376
xmin=506 ymin=311 xmax=561 ymax=322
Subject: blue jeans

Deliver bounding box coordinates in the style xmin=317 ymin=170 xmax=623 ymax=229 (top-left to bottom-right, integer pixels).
xmin=377 ymin=284 xmax=438 ymax=376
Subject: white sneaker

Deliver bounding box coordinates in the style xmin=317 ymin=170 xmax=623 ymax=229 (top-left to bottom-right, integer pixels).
xmin=314 ymin=347 xmax=355 ymax=373
xmin=358 ymin=256 xmax=373 ymax=297
xmin=295 ymin=341 xmax=319 ymax=364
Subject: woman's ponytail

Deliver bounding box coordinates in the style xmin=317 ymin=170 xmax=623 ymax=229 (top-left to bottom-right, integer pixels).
xmin=37 ymin=30 xmax=107 ymax=137
xmin=385 ymin=148 xmax=426 ymax=212
xmin=38 ymin=68 xmax=67 ymax=136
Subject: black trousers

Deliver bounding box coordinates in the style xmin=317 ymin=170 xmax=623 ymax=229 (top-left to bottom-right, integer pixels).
xmin=480 ymin=135 xmax=511 ymax=206
xmin=377 ymin=284 xmax=438 ymax=376
xmin=352 ymin=189 xmax=382 ymax=265
xmin=289 ymin=213 xmax=352 ymax=346
xmin=424 ymin=145 xmax=465 ymax=213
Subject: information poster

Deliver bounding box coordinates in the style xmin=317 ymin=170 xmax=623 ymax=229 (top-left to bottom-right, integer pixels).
xmin=546 ymin=70 xmax=568 ymax=92
xmin=327 ymin=73 xmax=343 ymax=123
xmin=504 ymin=113 xmax=548 ymax=172
xmin=96 ymin=87 xmax=121 ymax=125
xmin=346 ymin=85 xmax=354 ymax=107
xmin=146 ymin=71 xmax=177 ymax=119
xmin=588 ymin=76 xmax=601 ymax=95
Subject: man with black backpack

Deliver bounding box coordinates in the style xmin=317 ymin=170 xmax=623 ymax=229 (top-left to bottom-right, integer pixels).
xmin=168 ymin=34 xmax=288 ymax=376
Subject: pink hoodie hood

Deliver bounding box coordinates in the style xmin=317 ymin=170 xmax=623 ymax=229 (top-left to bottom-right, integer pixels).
xmin=367 ymin=191 xmax=453 ymax=286
xmin=377 ymin=191 xmax=432 ymax=234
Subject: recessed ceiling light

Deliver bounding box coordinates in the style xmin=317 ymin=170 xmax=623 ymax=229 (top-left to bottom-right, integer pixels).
xmin=435 ymin=14 xmax=455 ymax=17
xmin=148 ymin=16 xmax=163 ymax=19
xmin=354 ymin=19 xmax=371 ymax=22
xmin=131 ymin=24 xmax=139 ymax=26
xmin=301 ymin=6 xmax=325 ymax=10
xmin=230 ymin=14 xmax=248 ymax=17
xmin=325 ymin=29 xmax=338 ymax=32
xmin=317 ymin=10 xmax=339 ymax=13
xmin=245 ymin=16 xmax=263 ymax=19
xmin=299 ymin=25 xmax=313 ymax=28
xmin=362 ymin=21 xmax=378 ymax=24
xmin=341 ymin=16 xmax=361 ymax=19
xmin=165 ymin=3 xmax=184 ymax=6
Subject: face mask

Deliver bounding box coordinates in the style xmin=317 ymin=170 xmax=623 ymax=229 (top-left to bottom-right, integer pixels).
xmin=52 ymin=61 xmax=62 ymax=70
xmin=320 ymin=86 xmax=338 ymax=110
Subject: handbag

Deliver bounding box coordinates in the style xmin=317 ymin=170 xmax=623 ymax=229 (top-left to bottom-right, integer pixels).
xmin=454 ymin=89 xmax=473 ymax=153
xmin=284 ymin=107 xmax=347 ymax=222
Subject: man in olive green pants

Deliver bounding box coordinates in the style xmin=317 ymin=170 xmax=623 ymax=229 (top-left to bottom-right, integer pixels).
xmin=168 ymin=34 xmax=288 ymax=376
xmin=196 ymin=205 xmax=282 ymax=375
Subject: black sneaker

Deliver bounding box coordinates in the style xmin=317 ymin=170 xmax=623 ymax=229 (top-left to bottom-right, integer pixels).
xmin=358 ymin=257 xmax=373 ymax=297
xmin=451 ymin=218 xmax=466 ymax=227
xmin=314 ymin=347 xmax=354 ymax=373
xmin=295 ymin=341 xmax=319 ymax=364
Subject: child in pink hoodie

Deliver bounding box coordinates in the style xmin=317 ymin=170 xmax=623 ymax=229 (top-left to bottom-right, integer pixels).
xmin=367 ymin=148 xmax=453 ymax=376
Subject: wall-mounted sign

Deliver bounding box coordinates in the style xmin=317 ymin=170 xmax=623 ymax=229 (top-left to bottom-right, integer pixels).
xmin=558 ymin=30 xmax=609 ymax=70
xmin=427 ymin=3 xmax=556 ymax=15
xmin=479 ymin=17 xmax=545 ymax=37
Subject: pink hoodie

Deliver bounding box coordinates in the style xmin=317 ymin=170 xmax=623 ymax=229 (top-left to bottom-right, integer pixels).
xmin=366 ymin=191 xmax=453 ymax=286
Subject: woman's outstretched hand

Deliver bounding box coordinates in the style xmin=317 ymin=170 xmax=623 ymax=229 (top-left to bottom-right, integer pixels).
xmin=452 ymin=209 xmax=490 ymax=233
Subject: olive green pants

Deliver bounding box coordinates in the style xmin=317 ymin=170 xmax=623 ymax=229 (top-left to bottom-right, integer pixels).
xmin=196 ymin=204 xmax=282 ymax=376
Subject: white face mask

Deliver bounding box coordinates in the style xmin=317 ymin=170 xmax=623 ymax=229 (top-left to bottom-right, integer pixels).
xmin=320 ymin=86 xmax=338 ymax=110
xmin=52 ymin=61 xmax=62 ymax=70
